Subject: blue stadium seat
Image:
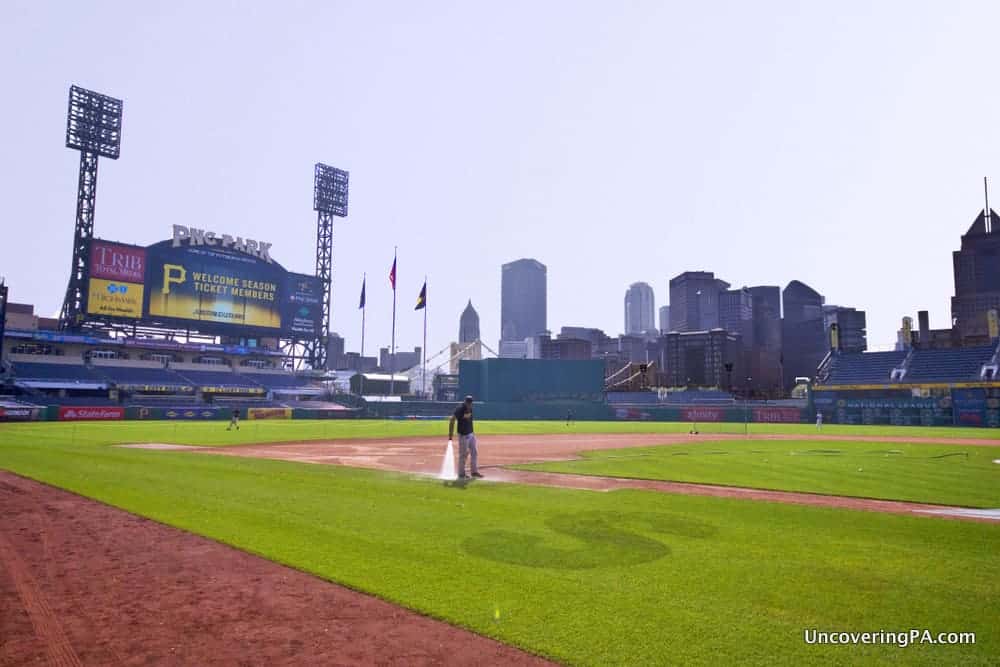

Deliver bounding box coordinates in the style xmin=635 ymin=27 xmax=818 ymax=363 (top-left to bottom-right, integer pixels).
xmin=905 ymin=346 xmax=996 ymax=382
xmin=174 ymin=369 xmax=263 ymax=389
xmin=820 ymin=351 xmax=906 ymax=385
xmin=95 ymin=365 xmax=193 ymax=388
xmin=239 ymin=373 xmax=318 ymax=389
xmin=13 ymin=362 xmax=105 ymax=384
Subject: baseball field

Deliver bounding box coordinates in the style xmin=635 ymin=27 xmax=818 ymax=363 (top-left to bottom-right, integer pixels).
xmin=1 ymin=419 xmax=998 ymax=665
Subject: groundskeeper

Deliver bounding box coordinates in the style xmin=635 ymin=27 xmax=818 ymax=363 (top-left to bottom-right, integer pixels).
xmin=448 ymin=395 xmax=482 ymax=479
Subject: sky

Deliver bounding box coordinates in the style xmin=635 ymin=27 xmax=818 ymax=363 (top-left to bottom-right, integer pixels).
xmin=2 ymin=0 xmax=999 ymax=367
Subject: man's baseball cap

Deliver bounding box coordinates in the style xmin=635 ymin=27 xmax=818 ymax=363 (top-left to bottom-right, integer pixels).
xmin=464 ymin=395 xmax=473 ymax=402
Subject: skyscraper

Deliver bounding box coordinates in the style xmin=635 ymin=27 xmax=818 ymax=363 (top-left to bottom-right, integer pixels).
xmin=668 ymin=271 xmax=730 ymax=332
xmin=500 ymin=259 xmax=547 ymax=342
xmin=782 ymin=280 xmax=826 ymax=388
xmin=448 ymin=299 xmax=483 ymax=375
xmin=459 ymin=300 xmax=480 ymax=343
xmin=951 ymin=206 xmax=1000 ymax=343
xmin=748 ymin=286 xmax=782 ymax=391
xmin=624 ymin=282 xmax=656 ymax=335
xmin=823 ymin=305 xmax=867 ymax=353
xmin=327 ymin=332 xmax=345 ymax=369
xmin=659 ymin=305 xmax=671 ymax=334
xmin=451 ymin=299 xmax=484 ymax=372
xmin=719 ymin=288 xmax=753 ymax=342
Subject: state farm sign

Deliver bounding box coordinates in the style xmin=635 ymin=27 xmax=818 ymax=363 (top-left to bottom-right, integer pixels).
xmin=58 ymin=406 xmax=125 ymax=421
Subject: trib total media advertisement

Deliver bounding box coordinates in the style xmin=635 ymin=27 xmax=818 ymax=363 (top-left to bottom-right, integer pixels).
xmin=84 ymin=225 xmax=323 ymax=338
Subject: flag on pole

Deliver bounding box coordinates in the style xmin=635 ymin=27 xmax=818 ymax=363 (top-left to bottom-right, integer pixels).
xmin=415 ymin=280 xmax=426 ymax=310
xmin=389 ymin=258 xmax=397 ymax=290
xmin=359 ymin=276 xmax=366 ymax=309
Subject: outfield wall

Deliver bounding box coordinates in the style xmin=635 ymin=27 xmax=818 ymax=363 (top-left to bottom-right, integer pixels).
xmin=365 ymin=400 xmax=810 ymax=423
xmin=6 ymin=400 xmax=810 ymax=424
xmin=19 ymin=405 xmax=364 ymax=422
xmin=812 ymin=385 xmax=1000 ymax=427
xmin=10 ymin=393 xmax=1000 ymax=426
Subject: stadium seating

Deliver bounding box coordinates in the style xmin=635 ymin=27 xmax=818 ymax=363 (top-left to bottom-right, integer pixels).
xmin=661 ymin=390 xmax=734 ymax=404
xmin=905 ymin=346 xmax=996 ymax=382
xmin=820 ymin=351 xmax=906 ymax=385
xmin=173 ymin=369 xmax=263 ymax=389
xmin=239 ymin=373 xmax=320 ymax=389
xmin=95 ymin=365 xmax=193 ymax=388
xmin=12 ymin=361 xmax=107 ymax=385
xmin=125 ymin=395 xmax=205 ymax=406
xmin=0 ymin=396 xmax=43 ymax=409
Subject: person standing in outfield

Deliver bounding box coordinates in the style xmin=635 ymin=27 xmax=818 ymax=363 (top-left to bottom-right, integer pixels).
xmin=228 ymin=408 xmax=240 ymax=431
xmin=816 ymin=411 xmax=823 ymax=430
xmin=448 ymin=395 xmax=482 ymax=479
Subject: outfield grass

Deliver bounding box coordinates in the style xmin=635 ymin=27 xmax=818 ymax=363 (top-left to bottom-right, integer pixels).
xmin=0 ymin=418 xmax=998 ymax=449
xmin=0 ymin=422 xmax=998 ymax=665
xmin=516 ymin=440 xmax=1000 ymax=508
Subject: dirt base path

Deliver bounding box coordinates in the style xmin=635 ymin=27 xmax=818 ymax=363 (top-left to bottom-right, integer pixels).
xmin=0 ymin=472 xmax=551 ymax=667
xmin=196 ymin=432 xmax=1000 ymax=523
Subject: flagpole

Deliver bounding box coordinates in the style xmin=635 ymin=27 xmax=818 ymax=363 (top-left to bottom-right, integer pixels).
xmin=360 ymin=273 xmax=366 ymax=396
xmin=389 ymin=248 xmax=397 ymax=396
xmin=422 ymin=275 xmax=428 ymax=399
xmin=360 ymin=273 xmax=366 ymax=359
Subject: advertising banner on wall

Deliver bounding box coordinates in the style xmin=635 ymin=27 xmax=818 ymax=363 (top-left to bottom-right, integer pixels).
xmin=680 ymin=406 xmax=725 ymax=422
xmin=0 ymin=407 xmax=37 ymax=422
xmin=248 ymin=407 xmax=292 ymax=420
xmin=752 ymin=407 xmax=803 ymax=423
xmin=163 ymin=408 xmax=223 ymax=420
xmin=58 ymin=406 xmax=125 ymax=421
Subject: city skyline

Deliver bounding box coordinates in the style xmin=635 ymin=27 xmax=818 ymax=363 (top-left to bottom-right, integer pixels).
xmin=1 ymin=3 xmax=998 ymax=364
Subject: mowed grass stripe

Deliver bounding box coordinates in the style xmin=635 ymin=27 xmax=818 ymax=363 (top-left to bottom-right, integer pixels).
xmin=1 ymin=419 xmax=998 ymax=449
xmin=0 ymin=424 xmax=998 ymax=665
xmin=518 ymin=440 xmax=1000 ymax=508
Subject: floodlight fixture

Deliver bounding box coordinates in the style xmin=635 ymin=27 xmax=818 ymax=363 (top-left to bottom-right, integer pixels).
xmin=66 ymin=85 xmax=123 ymax=159
xmin=313 ymin=163 xmax=349 ymax=216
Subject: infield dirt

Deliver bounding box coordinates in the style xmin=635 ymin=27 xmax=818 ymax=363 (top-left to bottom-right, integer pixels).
xmin=198 ymin=431 xmax=1000 ymax=522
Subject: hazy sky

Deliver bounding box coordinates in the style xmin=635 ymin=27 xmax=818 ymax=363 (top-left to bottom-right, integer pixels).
xmin=2 ymin=1 xmax=999 ymax=367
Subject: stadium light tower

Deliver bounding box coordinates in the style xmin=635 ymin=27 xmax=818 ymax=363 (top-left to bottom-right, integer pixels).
xmin=311 ymin=163 xmax=350 ymax=369
xmin=60 ymin=85 xmax=123 ymax=329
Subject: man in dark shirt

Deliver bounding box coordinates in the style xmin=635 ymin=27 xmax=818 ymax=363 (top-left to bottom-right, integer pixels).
xmin=448 ymin=395 xmax=481 ymax=479
xmin=227 ymin=408 xmax=240 ymax=431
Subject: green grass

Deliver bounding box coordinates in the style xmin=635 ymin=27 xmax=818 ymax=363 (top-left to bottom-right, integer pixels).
xmin=0 ymin=421 xmax=998 ymax=665
xmin=1 ymin=418 xmax=998 ymax=449
xmin=516 ymin=440 xmax=1000 ymax=508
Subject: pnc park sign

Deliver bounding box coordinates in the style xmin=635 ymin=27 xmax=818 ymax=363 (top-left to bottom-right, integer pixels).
xmin=171 ymin=224 xmax=274 ymax=263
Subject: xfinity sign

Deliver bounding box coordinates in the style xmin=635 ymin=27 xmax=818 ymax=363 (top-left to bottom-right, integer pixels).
xmin=171 ymin=225 xmax=273 ymax=263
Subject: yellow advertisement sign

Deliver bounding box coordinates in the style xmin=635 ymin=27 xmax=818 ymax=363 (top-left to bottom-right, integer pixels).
xmin=988 ymin=309 xmax=999 ymax=340
xmin=248 ymin=407 xmax=292 ymax=420
xmin=87 ymin=278 xmax=144 ymax=318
